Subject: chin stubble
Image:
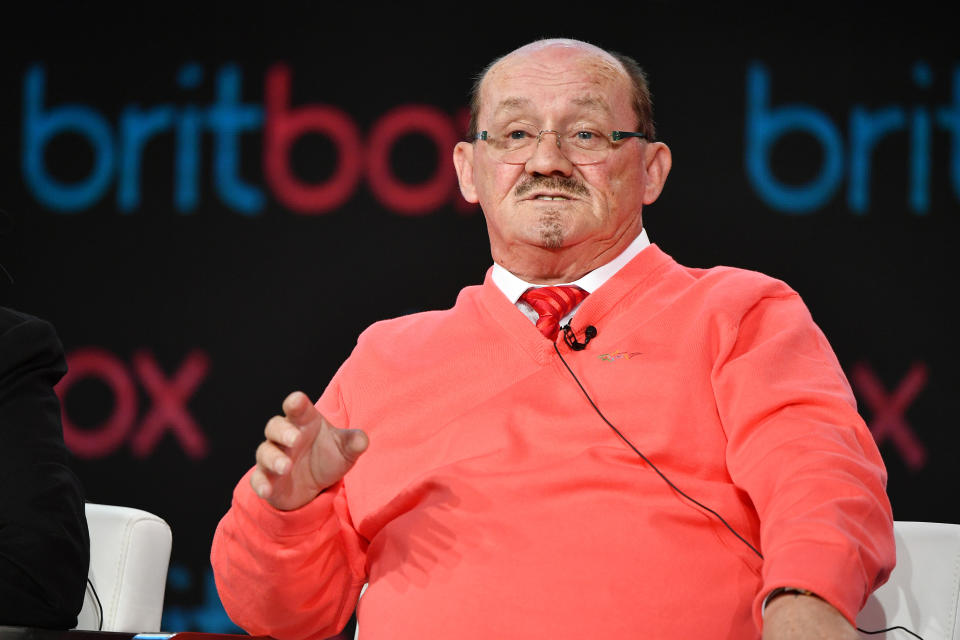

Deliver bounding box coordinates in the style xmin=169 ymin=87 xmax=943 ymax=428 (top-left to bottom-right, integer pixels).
xmin=515 ymin=176 xmax=588 ymax=249
xmin=536 ymin=210 xmax=565 ymax=249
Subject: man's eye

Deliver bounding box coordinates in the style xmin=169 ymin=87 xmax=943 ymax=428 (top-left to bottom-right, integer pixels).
xmin=508 ymin=130 xmax=530 ymax=140
xmin=575 ymin=131 xmax=595 ymax=140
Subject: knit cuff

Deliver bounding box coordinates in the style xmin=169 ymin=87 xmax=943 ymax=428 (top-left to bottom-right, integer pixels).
xmin=754 ymin=540 xmax=868 ymax=629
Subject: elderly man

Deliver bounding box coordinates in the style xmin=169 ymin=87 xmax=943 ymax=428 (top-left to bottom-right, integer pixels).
xmin=211 ymin=39 xmax=894 ymax=639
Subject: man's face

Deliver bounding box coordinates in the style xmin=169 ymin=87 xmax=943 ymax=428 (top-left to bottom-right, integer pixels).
xmin=454 ymin=43 xmax=670 ymax=280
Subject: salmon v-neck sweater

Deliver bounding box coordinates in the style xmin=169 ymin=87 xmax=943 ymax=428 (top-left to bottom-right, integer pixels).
xmin=212 ymin=245 xmax=894 ymax=639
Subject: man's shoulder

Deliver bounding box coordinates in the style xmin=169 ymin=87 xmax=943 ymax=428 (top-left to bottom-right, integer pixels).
xmin=674 ymin=261 xmax=797 ymax=302
xmin=620 ymin=245 xmax=797 ymax=306
xmin=354 ymin=283 xmax=487 ymax=347
xmin=330 ymin=283 xmax=492 ymax=384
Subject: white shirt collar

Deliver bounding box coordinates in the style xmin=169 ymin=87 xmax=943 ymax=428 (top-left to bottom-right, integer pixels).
xmin=491 ymin=228 xmax=651 ymax=303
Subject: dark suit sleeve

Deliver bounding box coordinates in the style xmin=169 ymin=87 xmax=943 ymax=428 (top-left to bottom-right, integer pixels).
xmin=0 ymin=309 xmax=90 ymax=629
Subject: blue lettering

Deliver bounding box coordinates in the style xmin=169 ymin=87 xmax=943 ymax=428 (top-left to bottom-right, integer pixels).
xmin=207 ymin=65 xmax=265 ymax=215
xmin=21 ymin=63 xmax=267 ymax=216
xmin=177 ymin=62 xmax=204 ymax=89
xmin=936 ymin=67 xmax=960 ymax=203
xmin=22 ymin=65 xmax=115 ymax=212
xmin=117 ymin=105 xmax=176 ymax=212
xmin=175 ymin=106 xmax=204 ymax=213
xmin=911 ymin=107 xmax=932 ymax=214
xmin=745 ymin=63 xmax=844 ymax=214
xmin=161 ymin=564 xmax=242 ymax=633
xmin=848 ymin=106 xmax=906 ymax=214
xmin=910 ymin=63 xmax=933 ymax=215
xmin=174 ymin=64 xmax=205 ymax=213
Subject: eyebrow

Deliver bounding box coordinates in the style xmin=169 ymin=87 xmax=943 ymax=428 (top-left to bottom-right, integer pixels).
xmin=570 ymin=96 xmax=612 ymax=115
xmin=492 ymin=97 xmax=532 ymax=117
xmin=491 ymin=95 xmax=613 ymax=120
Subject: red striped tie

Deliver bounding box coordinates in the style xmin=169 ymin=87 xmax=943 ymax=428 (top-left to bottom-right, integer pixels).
xmin=520 ymin=285 xmax=588 ymax=341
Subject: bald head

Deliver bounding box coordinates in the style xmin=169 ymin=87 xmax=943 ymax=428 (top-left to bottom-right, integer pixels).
xmin=495 ymin=39 xmax=622 ymax=72
xmin=467 ymin=39 xmax=656 ymax=142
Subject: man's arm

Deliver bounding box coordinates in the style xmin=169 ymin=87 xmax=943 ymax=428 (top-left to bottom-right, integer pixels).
xmin=211 ymin=392 xmax=369 ymax=640
xmin=711 ymin=291 xmax=895 ymax=634
xmin=0 ymin=310 xmax=90 ymax=629
xmin=762 ymin=591 xmax=859 ymax=639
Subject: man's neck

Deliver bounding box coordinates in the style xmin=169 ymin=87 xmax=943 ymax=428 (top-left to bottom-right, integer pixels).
xmin=495 ymin=227 xmax=646 ymax=284
xmin=492 ymin=229 xmax=651 ymax=303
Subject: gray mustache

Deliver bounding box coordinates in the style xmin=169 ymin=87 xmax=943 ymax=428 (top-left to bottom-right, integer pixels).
xmin=514 ymin=176 xmax=589 ymax=199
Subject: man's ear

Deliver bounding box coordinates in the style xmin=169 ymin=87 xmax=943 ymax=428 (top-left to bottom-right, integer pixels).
xmin=642 ymin=142 xmax=672 ymax=205
xmin=453 ymin=141 xmax=479 ymax=204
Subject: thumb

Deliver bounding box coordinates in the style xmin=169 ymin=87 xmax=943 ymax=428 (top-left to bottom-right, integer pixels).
xmin=334 ymin=428 xmax=369 ymax=464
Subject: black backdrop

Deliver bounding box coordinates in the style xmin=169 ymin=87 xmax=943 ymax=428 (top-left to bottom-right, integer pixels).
xmin=1 ymin=3 xmax=956 ymax=636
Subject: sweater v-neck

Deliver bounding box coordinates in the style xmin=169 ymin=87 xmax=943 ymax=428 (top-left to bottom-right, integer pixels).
xmin=475 ymin=244 xmax=676 ymax=364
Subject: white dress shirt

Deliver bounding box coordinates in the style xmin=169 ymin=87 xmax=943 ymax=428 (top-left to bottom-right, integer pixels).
xmin=491 ymin=228 xmax=651 ymax=327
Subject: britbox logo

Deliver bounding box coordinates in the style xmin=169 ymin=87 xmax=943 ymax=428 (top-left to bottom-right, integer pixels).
xmin=56 ymin=347 xmax=210 ymax=460
xmin=21 ymin=63 xmax=471 ymax=216
xmin=745 ymin=61 xmax=960 ymax=215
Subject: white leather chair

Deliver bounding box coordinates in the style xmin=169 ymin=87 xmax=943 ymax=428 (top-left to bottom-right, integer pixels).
xmin=354 ymin=583 xmax=367 ymax=640
xmin=857 ymin=521 xmax=960 ymax=640
xmin=74 ymin=503 xmax=172 ymax=632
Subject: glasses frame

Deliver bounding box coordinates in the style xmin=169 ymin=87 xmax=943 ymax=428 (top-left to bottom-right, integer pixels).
xmin=475 ymin=128 xmax=648 ymax=165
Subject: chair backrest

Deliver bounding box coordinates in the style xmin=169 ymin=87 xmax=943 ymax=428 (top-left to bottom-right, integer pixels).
xmin=857 ymin=521 xmax=960 ymax=640
xmin=75 ymin=503 xmax=172 ymax=632
xmin=354 ymin=583 xmax=367 ymax=640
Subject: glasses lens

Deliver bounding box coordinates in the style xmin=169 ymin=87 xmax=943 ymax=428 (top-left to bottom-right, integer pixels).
xmin=481 ymin=126 xmax=611 ymax=165
xmin=565 ymin=130 xmax=609 ymax=164
xmin=483 ymin=124 xmax=537 ymax=163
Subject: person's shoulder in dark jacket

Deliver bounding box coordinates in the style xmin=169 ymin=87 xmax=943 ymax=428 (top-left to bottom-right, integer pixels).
xmin=0 ymin=306 xmax=90 ymax=629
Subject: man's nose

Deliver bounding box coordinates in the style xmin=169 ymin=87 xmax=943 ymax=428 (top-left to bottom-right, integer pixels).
xmin=525 ymin=130 xmax=574 ymax=177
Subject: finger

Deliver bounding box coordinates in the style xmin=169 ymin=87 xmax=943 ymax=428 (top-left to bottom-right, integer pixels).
xmin=249 ymin=468 xmax=273 ymax=500
xmin=264 ymin=415 xmax=300 ymax=448
xmin=335 ymin=429 xmax=369 ymax=463
xmin=282 ymin=391 xmax=320 ymax=427
xmin=255 ymin=440 xmax=291 ymax=475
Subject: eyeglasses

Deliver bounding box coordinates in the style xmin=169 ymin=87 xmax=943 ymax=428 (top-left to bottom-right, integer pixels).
xmin=475 ymin=124 xmax=647 ymax=165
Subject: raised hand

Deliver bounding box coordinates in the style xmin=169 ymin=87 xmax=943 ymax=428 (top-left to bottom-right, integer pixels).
xmin=250 ymin=391 xmax=369 ymax=511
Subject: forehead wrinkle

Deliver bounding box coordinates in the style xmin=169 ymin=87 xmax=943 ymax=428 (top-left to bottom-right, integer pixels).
xmin=490 ymin=94 xmax=613 ymax=126
xmin=493 ymin=96 xmax=532 ymax=116
xmin=570 ymin=96 xmax=612 ymax=115
xmin=479 ymin=46 xmax=633 ymax=127
xmin=494 ymin=56 xmax=625 ymax=91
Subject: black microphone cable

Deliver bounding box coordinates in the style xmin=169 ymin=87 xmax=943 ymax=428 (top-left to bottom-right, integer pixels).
xmin=551 ymin=340 xmax=924 ymax=639
xmin=552 ymin=340 xmax=762 ymax=558
xmin=86 ymin=576 xmax=104 ymax=630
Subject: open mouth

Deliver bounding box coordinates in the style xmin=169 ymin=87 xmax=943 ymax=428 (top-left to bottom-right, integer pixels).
xmin=526 ymin=191 xmax=576 ymax=201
